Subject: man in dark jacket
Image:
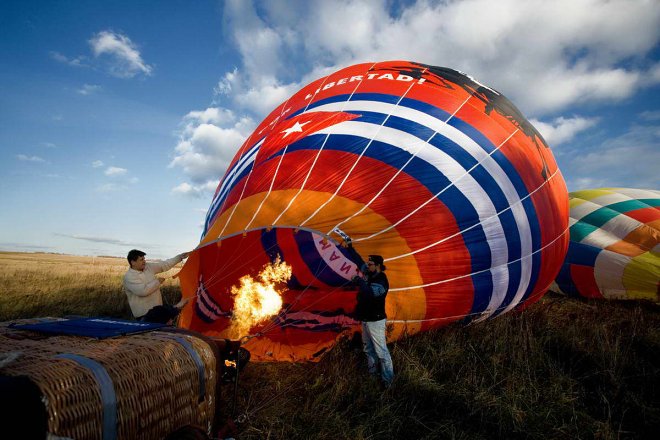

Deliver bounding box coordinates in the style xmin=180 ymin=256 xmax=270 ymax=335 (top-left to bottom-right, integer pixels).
xmin=348 ymin=246 xmax=394 ymax=387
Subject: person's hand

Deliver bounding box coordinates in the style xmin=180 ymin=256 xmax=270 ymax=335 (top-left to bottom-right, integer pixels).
xmin=175 ymin=297 xmax=191 ymax=309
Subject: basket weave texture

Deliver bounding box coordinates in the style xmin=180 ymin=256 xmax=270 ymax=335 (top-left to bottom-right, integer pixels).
xmin=0 ymin=319 xmax=218 ymax=440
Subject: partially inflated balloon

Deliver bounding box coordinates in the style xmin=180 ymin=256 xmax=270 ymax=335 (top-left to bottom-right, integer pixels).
xmin=178 ymin=61 xmax=569 ymax=361
xmin=552 ymin=188 xmax=659 ymax=302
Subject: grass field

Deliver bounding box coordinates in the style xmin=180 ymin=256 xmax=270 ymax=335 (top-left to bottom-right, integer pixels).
xmin=1 ymin=252 xmax=659 ymax=439
xmin=0 ymin=251 xmax=183 ymax=321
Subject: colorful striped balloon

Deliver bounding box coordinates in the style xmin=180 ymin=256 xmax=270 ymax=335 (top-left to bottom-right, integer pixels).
xmin=178 ymin=61 xmax=569 ymax=361
xmin=552 ymin=188 xmax=660 ymax=302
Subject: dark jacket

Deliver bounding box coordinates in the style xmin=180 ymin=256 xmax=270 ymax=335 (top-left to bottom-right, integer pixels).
xmin=354 ymin=270 xmax=389 ymax=322
xmin=345 ymin=244 xmax=389 ymax=321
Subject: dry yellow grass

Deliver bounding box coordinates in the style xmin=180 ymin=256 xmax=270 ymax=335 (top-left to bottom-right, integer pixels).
xmin=0 ymin=252 xmax=183 ymax=321
xmin=2 ymin=253 xmax=659 ymax=438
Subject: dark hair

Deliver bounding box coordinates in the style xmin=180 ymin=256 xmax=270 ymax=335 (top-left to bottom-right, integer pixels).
xmin=368 ymin=255 xmax=386 ymax=271
xmin=127 ymin=249 xmax=146 ymax=264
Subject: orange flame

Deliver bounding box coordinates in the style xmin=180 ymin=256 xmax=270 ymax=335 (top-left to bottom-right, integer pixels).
xmin=229 ymin=256 xmax=292 ymax=338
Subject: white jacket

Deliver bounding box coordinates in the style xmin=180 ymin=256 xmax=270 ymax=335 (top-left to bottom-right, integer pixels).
xmin=122 ymin=255 xmax=183 ymax=317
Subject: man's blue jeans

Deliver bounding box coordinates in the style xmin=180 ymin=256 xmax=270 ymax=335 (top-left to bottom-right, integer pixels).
xmin=361 ymin=319 xmax=394 ymax=384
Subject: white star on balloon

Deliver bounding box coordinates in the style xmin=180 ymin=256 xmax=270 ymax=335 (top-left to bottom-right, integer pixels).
xmin=281 ymin=120 xmax=310 ymax=138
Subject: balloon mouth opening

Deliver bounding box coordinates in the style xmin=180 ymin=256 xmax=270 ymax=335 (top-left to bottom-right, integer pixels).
xmin=228 ymin=254 xmax=292 ymax=339
xmin=190 ymin=226 xmax=355 ymax=337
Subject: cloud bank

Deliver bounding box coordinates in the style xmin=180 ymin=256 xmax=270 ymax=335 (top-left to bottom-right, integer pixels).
xmin=561 ymin=115 xmax=660 ymax=190
xmin=170 ymin=0 xmax=660 ymax=196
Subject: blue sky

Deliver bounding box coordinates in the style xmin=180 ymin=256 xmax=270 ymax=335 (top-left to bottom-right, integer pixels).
xmin=1 ymin=0 xmax=658 ymax=258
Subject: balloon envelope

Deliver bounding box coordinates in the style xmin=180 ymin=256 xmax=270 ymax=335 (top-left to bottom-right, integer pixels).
xmin=178 ymin=61 xmax=569 ymax=361
xmin=552 ymin=188 xmax=659 ymax=302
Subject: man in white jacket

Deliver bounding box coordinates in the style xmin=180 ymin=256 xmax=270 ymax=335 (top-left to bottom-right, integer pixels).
xmin=123 ymin=249 xmax=190 ymax=321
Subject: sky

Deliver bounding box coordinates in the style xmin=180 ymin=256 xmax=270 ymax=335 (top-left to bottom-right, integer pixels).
xmin=1 ymin=0 xmax=659 ymax=259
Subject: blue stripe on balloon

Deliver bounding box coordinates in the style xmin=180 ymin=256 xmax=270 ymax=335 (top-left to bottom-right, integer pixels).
xmin=203 ymin=138 xmax=264 ymax=236
xmin=294 ymin=230 xmax=360 ymax=287
xmin=385 ymin=96 xmax=541 ymax=313
xmin=304 ymin=93 xmax=541 ymax=312
xmin=463 ymin=270 xmax=496 ymax=324
xmin=442 ymin=114 xmax=542 ymax=306
xmin=378 ymin=113 xmax=522 ymax=313
xmin=269 ymin=113 xmax=525 ymax=316
xmin=260 ymin=228 xmax=284 ymax=263
xmin=554 ymin=264 xmax=577 ymax=297
xmin=260 ymin=228 xmax=310 ymax=290
xmin=567 ymin=241 xmax=601 ymax=266
xmin=555 ymin=240 xmax=602 ymax=297
xmin=214 ymin=93 xmax=542 ymax=313
xmin=294 ymin=93 xmax=401 ymax=117
xmin=203 ymin=156 xmax=256 ymax=237
xmin=353 ymin=111 xmax=524 ymax=315
xmin=274 ymin=133 xmax=493 ymax=298
xmin=195 ymin=289 xmax=221 ymax=324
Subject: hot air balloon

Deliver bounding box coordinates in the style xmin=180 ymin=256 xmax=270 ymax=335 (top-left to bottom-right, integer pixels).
xmin=552 ymin=188 xmax=659 ymax=302
xmin=178 ymin=61 xmax=569 ymax=361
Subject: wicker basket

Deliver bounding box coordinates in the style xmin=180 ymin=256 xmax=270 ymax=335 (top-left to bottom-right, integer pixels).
xmin=0 ymin=318 xmax=221 ymax=440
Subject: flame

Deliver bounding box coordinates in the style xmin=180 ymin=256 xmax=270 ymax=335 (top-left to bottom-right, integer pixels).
xmin=229 ymin=256 xmax=292 ymax=338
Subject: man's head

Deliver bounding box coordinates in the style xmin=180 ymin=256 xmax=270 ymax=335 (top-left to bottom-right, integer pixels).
xmin=127 ymin=249 xmax=146 ymax=271
xmin=367 ymin=255 xmax=386 ymax=272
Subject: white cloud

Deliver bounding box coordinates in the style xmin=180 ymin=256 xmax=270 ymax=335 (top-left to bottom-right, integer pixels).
xmin=169 ymin=107 xmax=255 ymax=189
xmin=42 ymin=142 xmax=56 ymax=148
xmin=54 ymin=233 xmax=145 ymax=247
xmin=96 ymin=183 xmax=124 ymax=192
xmin=104 ymin=166 xmax=127 ymax=176
xmin=641 ymin=61 xmax=660 ymax=86
xmin=171 ymin=181 xmax=218 ymax=198
xmin=563 ymin=122 xmax=660 ymax=190
xmin=77 ymin=84 xmax=102 ymax=95
xmin=640 ymin=110 xmax=660 ymax=121
xmin=173 ymin=0 xmax=660 ymax=197
xmin=49 ymin=51 xmax=87 ymax=67
xmin=219 ymin=0 xmax=660 ymax=117
xmin=183 ymin=107 xmax=238 ymax=126
xmin=89 ymin=30 xmax=153 ymax=78
xmin=571 ymin=177 xmax=607 ymax=190
xmin=531 ymin=116 xmax=599 ymax=147
xmin=92 ymin=160 xmax=104 ymax=168
xmin=16 ymin=154 xmax=45 ymax=163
